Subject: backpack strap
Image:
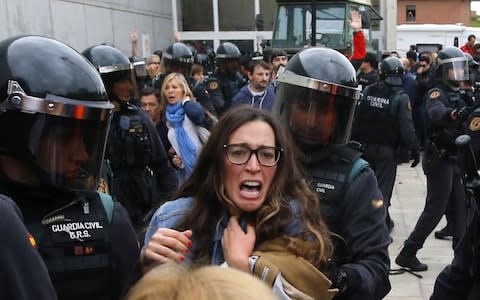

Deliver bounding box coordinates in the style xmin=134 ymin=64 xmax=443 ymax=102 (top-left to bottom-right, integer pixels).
xmin=97 ymin=192 xmax=113 ymax=223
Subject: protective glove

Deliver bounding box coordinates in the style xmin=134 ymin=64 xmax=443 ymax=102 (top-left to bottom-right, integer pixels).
xmin=410 ymin=148 xmax=420 ymax=168
xmin=452 ymin=106 xmax=473 ymax=123
xmin=330 ymin=269 xmax=348 ymax=296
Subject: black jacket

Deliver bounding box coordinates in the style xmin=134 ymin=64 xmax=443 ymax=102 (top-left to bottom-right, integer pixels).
xmin=0 ymin=195 xmax=58 ymax=300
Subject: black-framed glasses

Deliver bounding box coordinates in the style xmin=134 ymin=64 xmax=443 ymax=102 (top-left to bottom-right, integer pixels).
xmin=419 ymin=64 xmax=427 ymax=67
xmin=224 ymin=144 xmax=283 ymax=167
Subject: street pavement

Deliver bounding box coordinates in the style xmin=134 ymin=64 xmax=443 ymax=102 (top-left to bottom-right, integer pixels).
xmin=385 ymin=163 xmax=454 ymax=300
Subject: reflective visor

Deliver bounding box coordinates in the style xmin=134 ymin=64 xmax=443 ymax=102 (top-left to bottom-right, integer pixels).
xmin=2 ymin=80 xmax=114 ymax=121
xmin=29 ymin=115 xmax=110 ymax=191
xmin=276 ymin=66 xmax=361 ymax=100
xmin=2 ymin=80 xmax=113 ymax=192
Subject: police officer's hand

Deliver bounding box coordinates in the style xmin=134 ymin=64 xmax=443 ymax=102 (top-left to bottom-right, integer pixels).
xmin=410 ymin=149 xmax=420 ymax=168
xmin=141 ymin=228 xmax=193 ymax=270
xmin=452 ymin=106 xmax=473 ymax=123
xmin=330 ymin=269 xmax=348 ymax=295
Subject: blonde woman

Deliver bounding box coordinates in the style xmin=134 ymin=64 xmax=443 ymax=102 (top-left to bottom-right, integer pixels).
xmin=161 ymin=73 xmax=207 ymax=181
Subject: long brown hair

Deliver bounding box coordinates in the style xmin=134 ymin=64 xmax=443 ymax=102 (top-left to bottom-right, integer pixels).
xmin=174 ymin=106 xmax=332 ymax=267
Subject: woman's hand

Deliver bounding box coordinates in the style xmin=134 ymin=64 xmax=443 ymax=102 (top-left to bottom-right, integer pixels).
xmin=221 ymin=216 xmax=256 ymax=272
xmin=141 ymin=228 xmax=192 ymax=271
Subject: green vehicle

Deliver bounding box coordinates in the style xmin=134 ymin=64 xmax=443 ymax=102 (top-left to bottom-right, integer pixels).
xmin=265 ymin=0 xmax=382 ymax=56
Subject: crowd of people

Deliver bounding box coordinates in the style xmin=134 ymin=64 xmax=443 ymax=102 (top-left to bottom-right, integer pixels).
xmin=3 ymin=10 xmax=480 ymax=300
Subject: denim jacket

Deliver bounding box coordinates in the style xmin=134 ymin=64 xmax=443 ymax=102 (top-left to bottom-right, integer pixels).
xmin=144 ymin=197 xmax=305 ymax=265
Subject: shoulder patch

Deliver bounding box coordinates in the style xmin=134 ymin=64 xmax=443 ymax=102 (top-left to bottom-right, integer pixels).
xmin=208 ymin=81 xmax=219 ymax=90
xmin=429 ymin=91 xmax=440 ymax=99
xmin=469 ymin=117 xmax=480 ymax=132
xmin=372 ymin=199 xmax=384 ymax=208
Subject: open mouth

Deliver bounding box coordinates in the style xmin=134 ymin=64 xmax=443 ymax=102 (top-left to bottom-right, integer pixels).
xmin=239 ymin=180 xmax=262 ymax=198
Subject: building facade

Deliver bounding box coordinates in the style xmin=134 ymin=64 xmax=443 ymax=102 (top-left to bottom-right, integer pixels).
xmin=398 ymin=0 xmax=471 ymax=26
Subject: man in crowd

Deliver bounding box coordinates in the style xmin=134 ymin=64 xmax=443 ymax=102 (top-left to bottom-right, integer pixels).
xmin=232 ymin=60 xmax=276 ymax=111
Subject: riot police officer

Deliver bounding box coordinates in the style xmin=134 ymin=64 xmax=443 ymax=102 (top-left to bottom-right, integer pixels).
xmin=395 ymin=47 xmax=469 ymax=272
xmin=352 ymin=57 xmax=420 ymax=231
xmin=274 ymin=47 xmax=391 ymax=300
xmin=82 ymin=44 xmax=178 ymax=230
xmin=152 ymin=41 xmax=194 ymax=90
xmin=0 ymin=35 xmax=140 ymax=299
xmin=208 ymin=42 xmax=246 ymax=115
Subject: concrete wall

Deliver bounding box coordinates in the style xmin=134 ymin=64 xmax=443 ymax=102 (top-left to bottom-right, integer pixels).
xmin=0 ymin=0 xmax=174 ymax=57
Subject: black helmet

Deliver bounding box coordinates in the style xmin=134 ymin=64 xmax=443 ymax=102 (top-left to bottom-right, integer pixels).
xmin=379 ymin=57 xmax=404 ymax=85
xmin=215 ymin=42 xmax=241 ymax=75
xmin=162 ymin=42 xmax=194 ymax=77
xmin=0 ymin=36 xmax=113 ymax=191
xmin=82 ymin=45 xmax=136 ymax=103
xmin=274 ymin=47 xmax=360 ymax=146
xmin=436 ymin=46 xmax=468 ymax=87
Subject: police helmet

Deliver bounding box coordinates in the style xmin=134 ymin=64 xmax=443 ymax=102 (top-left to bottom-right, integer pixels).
xmin=379 ymin=57 xmax=404 ymax=86
xmin=274 ymin=47 xmax=360 ymax=146
xmin=162 ymin=42 xmax=194 ymax=77
xmin=82 ymin=45 xmax=136 ymax=103
xmin=0 ymin=36 xmax=113 ymax=192
xmin=215 ymin=42 xmax=241 ymax=74
xmin=436 ymin=46 xmax=468 ymax=87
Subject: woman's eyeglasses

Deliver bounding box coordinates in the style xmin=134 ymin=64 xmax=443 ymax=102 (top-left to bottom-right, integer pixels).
xmin=224 ymin=144 xmax=283 ymax=167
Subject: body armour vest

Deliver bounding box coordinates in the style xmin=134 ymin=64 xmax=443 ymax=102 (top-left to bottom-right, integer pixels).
xmin=217 ymin=71 xmax=245 ymax=109
xmin=305 ymin=145 xmax=366 ymax=234
xmin=354 ymin=82 xmax=403 ymax=146
xmin=107 ymin=103 xmax=152 ymax=169
xmin=29 ymin=192 xmax=112 ymax=300
xmin=107 ymin=103 xmax=157 ymax=225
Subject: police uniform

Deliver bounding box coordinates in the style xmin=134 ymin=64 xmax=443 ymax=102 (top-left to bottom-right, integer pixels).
xmin=107 ymin=103 xmax=178 ymax=228
xmin=304 ymin=145 xmax=391 ymax=300
xmin=357 ymin=69 xmax=378 ymax=89
xmin=0 ymin=195 xmax=58 ymax=300
xmin=466 ymin=106 xmax=480 ymax=160
xmin=274 ymin=47 xmax=391 ymax=299
xmin=2 ymin=183 xmax=140 ymax=300
xmin=82 ymin=44 xmax=179 ymax=230
xmin=0 ymin=36 xmax=142 ymax=300
xmin=213 ymin=42 xmax=246 ymax=115
xmin=352 ymin=77 xmax=419 ymax=227
xmin=396 ymin=82 xmax=468 ymax=271
xmin=214 ymin=70 xmax=246 ymax=114
xmin=430 ymin=212 xmax=480 ymax=299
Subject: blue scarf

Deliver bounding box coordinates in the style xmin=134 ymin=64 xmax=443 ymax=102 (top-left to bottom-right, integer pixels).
xmin=166 ymin=102 xmax=197 ymax=175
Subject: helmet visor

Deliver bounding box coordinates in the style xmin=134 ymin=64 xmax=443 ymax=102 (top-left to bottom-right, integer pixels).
xmin=29 ymin=115 xmax=110 ymax=192
xmin=440 ymin=59 xmax=469 ymax=83
xmin=276 ymin=84 xmax=357 ymax=145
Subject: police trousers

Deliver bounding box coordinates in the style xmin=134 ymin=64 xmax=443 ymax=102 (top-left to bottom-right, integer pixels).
xmin=363 ymin=144 xmax=397 ymax=208
xmin=405 ymin=153 xmax=466 ymax=250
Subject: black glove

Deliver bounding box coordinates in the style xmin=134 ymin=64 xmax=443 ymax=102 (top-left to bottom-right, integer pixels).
xmin=453 ymin=106 xmax=473 ymax=123
xmin=330 ymin=269 xmax=348 ymax=295
xmin=410 ymin=149 xmax=420 ymax=168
